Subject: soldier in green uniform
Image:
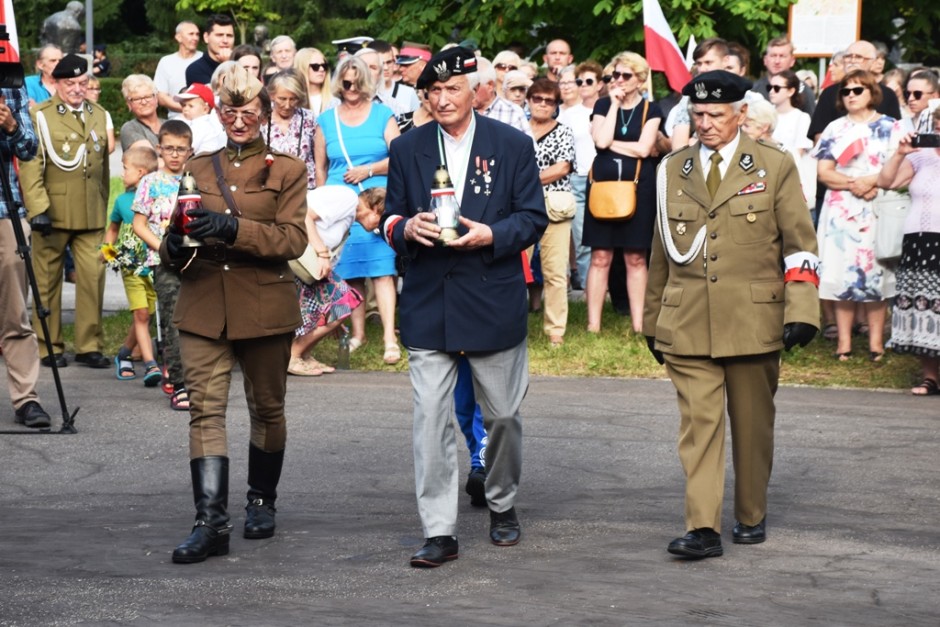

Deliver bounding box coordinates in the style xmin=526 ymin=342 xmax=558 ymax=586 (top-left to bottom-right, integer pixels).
xmin=20 ymin=54 xmax=111 ymax=368
xmin=643 ymin=71 xmax=820 ymax=560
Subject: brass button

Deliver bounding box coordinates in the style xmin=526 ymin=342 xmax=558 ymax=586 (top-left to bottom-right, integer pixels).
xmin=710 ymin=275 xmax=717 ymax=282
xmin=709 ymin=253 xmax=717 ymax=261
xmin=746 ymin=212 xmax=757 ymax=223
xmin=234 ymin=161 xmax=241 ymax=168
xmin=224 ymin=209 xmax=232 ymax=215
xmin=710 ymin=232 xmax=717 ymax=239
xmin=230 ymin=185 xmax=237 ymax=192
xmin=223 ymin=264 xmax=230 ymax=271
xmin=708 ymin=212 xmax=716 ymax=219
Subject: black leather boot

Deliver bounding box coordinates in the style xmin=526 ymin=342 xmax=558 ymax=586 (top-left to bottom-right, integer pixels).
xmin=172 ymin=456 xmax=232 ymax=564
xmin=244 ymin=445 xmax=284 ymax=539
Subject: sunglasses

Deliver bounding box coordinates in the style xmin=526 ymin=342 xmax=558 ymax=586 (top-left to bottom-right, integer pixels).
xmin=610 ymin=71 xmax=634 ymax=81
xmin=575 ymin=78 xmax=596 ymax=87
xmin=767 ymin=84 xmax=789 ymax=93
xmin=342 ymin=80 xmax=358 ymax=91
xmin=529 ymin=95 xmax=557 ymax=106
xmin=904 ymin=90 xmax=934 ymax=101
xmin=309 ymin=63 xmax=328 ymax=71
xmin=495 ymin=63 xmax=518 ymax=71
xmin=219 ymin=108 xmax=260 ymax=124
xmin=602 ymin=75 xmax=612 ymax=84
xmin=840 ymin=86 xmax=866 ymax=97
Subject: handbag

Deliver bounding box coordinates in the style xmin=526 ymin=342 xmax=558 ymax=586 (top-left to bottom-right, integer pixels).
xmin=545 ymin=190 xmax=577 ymax=222
xmin=588 ymin=99 xmax=648 ymax=221
xmin=873 ymin=190 xmax=910 ymax=266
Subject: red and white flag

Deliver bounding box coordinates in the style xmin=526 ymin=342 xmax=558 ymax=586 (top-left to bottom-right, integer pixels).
xmin=831 ymin=123 xmax=868 ymax=166
xmin=0 ymin=0 xmax=19 ymax=62
xmin=643 ymin=0 xmax=691 ymax=92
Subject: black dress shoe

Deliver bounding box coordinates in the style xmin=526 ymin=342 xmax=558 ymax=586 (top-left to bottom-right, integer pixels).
xmin=410 ymin=536 xmax=459 ymax=568
xmin=465 ymin=467 xmax=487 ymax=508
xmin=667 ymin=528 xmax=723 ymax=559
xmin=732 ymin=518 xmax=766 ymax=544
xmin=40 ymin=354 xmax=66 ymax=368
xmin=75 ymin=351 xmax=110 ymax=368
xmin=244 ymin=498 xmax=276 ymax=539
xmin=14 ymin=401 xmax=51 ymax=429
xmin=489 ymin=507 xmax=521 ymax=546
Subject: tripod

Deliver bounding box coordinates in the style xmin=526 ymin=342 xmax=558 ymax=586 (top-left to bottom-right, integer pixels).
xmin=0 ymin=151 xmax=78 ymax=434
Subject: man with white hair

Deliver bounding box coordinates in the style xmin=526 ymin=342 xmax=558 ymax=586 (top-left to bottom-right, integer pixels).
xmin=153 ymin=21 xmax=203 ymax=119
xmin=471 ymin=57 xmax=533 ymax=138
xmin=355 ymin=47 xmax=410 ymax=121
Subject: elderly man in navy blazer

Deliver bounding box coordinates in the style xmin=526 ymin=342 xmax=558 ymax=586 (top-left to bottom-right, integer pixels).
xmin=382 ymin=46 xmax=547 ymax=568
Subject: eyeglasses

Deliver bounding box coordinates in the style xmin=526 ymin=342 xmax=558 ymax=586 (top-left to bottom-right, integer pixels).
xmin=602 ymin=75 xmax=612 ymax=84
xmin=529 ymin=95 xmax=557 ymax=106
xmin=159 ymin=145 xmax=192 ymax=155
xmin=219 ymin=108 xmax=261 ymax=124
xmin=905 ymin=90 xmax=935 ymax=101
xmin=839 ymin=86 xmax=867 ymax=97
xmin=309 ymin=63 xmax=328 ymax=71
xmin=495 ymin=63 xmax=518 ymax=72
xmin=767 ymin=84 xmax=788 ymax=93
xmin=575 ymin=78 xmax=596 ymax=87
xmin=342 ymin=80 xmax=358 ymax=91
xmin=128 ymin=94 xmax=155 ymax=104
xmin=558 ymin=80 xmax=576 ymax=87
xmin=610 ymin=71 xmax=634 ymax=81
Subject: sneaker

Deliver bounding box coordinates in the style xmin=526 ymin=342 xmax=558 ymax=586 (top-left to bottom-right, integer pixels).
xmin=287 ymin=356 xmax=323 ymax=376
xmin=14 ymin=401 xmax=51 ymax=429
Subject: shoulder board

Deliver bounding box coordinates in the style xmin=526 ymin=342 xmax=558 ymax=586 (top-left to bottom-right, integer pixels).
xmin=665 ymin=143 xmax=695 ymax=159
xmin=756 ymin=137 xmax=787 ymax=153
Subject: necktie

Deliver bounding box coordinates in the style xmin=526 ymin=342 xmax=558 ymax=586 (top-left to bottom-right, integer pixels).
xmin=72 ymin=110 xmax=83 ymax=127
xmin=706 ymin=152 xmax=722 ymax=198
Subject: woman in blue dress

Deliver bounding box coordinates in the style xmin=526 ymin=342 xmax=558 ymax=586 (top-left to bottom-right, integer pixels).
xmin=314 ymin=55 xmax=402 ymax=363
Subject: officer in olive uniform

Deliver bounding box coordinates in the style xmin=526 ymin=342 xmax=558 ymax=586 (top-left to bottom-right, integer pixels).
xmin=643 ymin=71 xmax=820 ymax=560
xmin=20 ymin=54 xmax=111 ymax=368
xmin=160 ymin=64 xmax=308 ymax=564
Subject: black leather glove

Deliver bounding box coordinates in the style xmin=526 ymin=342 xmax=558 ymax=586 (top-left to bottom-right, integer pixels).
xmin=645 ymin=336 xmax=665 ymax=365
xmin=164 ymin=229 xmax=186 ymax=260
xmin=186 ymin=208 xmax=238 ymax=243
xmin=29 ymin=213 xmax=52 ymax=237
xmin=783 ymin=322 xmax=818 ymax=351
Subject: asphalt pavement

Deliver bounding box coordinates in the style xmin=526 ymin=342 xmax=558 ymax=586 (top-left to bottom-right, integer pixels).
xmin=2 ymin=241 xmax=938 ymax=626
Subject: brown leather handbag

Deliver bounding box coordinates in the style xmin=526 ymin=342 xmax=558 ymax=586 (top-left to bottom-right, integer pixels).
xmin=588 ymin=100 xmax=648 ymax=221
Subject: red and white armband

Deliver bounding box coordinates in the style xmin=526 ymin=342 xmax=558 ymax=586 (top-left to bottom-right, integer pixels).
xmin=784 ymin=251 xmax=820 ymax=287
xmin=383 ymin=215 xmax=405 ymax=247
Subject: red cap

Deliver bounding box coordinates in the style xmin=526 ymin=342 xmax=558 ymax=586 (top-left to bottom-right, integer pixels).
xmin=173 ymin=83 xmax=215 ymax=110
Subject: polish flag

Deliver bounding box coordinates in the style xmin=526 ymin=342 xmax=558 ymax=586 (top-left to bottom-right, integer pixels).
xmin=831 ymin=123 xmax=869 ymax=166
xmin=0 ymin=0 xmax=19 ymax=61
xmin=643 ymin=0 xmax=691 ymax=92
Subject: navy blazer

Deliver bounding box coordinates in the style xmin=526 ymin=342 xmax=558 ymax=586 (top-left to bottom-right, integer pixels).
xmin=384 ymin=113 xmax=548 ymax=352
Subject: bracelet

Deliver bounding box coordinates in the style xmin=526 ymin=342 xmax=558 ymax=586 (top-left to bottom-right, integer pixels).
xmin=316 ymin=250 xmax=330 ymax=258
xmin=367 ymin=166 xmax=374 ymax=178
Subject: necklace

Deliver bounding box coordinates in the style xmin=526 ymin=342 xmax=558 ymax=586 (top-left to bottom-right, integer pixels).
xmin=619 ymin=100 xmax=638 ymax=135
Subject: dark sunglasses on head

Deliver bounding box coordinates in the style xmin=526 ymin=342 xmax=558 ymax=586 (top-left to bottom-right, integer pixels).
xmin=904 ymin=90 xmax=933 ymax=100
xmin=309 ymin=63 xmax=328 ymax=71
xmin=840 ymin=86 xmax=866 ymax=97
xmin=529 ymin=95 xmax=557 ymax=106
xmin=602 ymin=75 xmax=612 ymax=84
xmin=495 ymin=63 xmax=518 ymax=71
xmin=575 ymin=78 xmax=596 ymax=87
xmin=342 ymin=80 xmax=358 ymax=91
xmin=767 ymin=84 xmax=788 ymax=93
xmin=610 ymin=70 xmax=634 ymax=81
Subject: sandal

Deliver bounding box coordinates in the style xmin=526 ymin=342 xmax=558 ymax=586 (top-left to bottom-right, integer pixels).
xmin=822 ymin=323 xmax=838 ymax=341
xmin=911 ymin=378 xmax=940 ymax=396
xmin=114 ymin=356 xmax=136 ymax=380
xmin=383 ymin=342 xmax=401 ymax=365
xmin=287 ymin=356 xmax=323 ymax=376
xmin=170 ymin=388 xmax=190 ymax=412
xmin=852 ymin=323 xmax=870 ymax=337
xmin=162 ymin=367 xmax=174 ymax=395
xmin=833 ymin=351 xmax=853 ymax=362
xmin=143 ymin=362 xmax=163 ymax=387
xmin=869 ymin=351 xmax=885 ymax=363
xmin=348 ymin=337 xmax=364 ymax=353
xmin=304 ymin=355 xmax=335 ymax=374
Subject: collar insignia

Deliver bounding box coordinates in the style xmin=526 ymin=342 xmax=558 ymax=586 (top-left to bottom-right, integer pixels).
xmin=681 ymin=157 xmax=693 ymax=176
xmin=57 ymin=104 xmax=66 ymax=115
xmin=739 ymin=153 xmax=754 ymax=172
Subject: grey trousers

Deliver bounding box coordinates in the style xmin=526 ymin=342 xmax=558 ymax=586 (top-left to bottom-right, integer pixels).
xmin=407 ymin=340 xmax=528 ymax=538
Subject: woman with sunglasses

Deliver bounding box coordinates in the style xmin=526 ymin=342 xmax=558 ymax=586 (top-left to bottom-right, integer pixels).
xmin=768 ymin=70 xmax=815 ymax=202
xmin=294 ymin=47 xmax=331 ymax=115
xmin=314 ymin=55 xmax=402 ymax=364
xmin=584 ymin=52 xmax=662 ymax=334
xmin=811 ymin=69 xmax=903 ymax=362
xmin=262 ymin=69 xmax=317 ymax=190
xmin=527 ymin=78 xmax=576 ymax=345
xmin=493 ymin=50 xmax=522 ymax=97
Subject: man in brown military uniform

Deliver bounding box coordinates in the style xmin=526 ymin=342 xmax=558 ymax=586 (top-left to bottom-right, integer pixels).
xmin=160 ymin=65 xmax=309 ymax=564
xmin=644 ymin=70 xmax=820 ymax=559
xmin=20 ymin=54 xmax=111 ymax=368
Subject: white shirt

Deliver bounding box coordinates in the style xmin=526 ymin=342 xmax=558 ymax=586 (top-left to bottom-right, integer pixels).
xmin=440 ymin=114 xmax=477 ymax=203
xmin=379 ymin=81 xmax=420 ymax=114
xmin=153 ymin=51 xmax=204 ymax=119
xmin=185 ymin=113 xmax=226 ymax=155
xmin=557 ymin=103 xmax=596 ymax=176
xmin=698 ymin=132 xmax=741 ymax=180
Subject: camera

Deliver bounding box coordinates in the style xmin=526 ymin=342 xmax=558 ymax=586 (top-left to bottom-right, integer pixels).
xmin=911 ymin=134 xmax=940 ymax=149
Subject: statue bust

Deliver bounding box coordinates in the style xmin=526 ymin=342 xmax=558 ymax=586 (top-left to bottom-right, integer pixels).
xmin=253 ymin=25 xmax=270 ymax=55
xmin=40 ymin=1 xmax=85 ymax=54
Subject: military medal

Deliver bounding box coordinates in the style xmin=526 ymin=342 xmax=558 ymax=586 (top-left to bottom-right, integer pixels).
xmin=757 ymin=169 xmax=766 ymax=178
xmin=676 ymin=222 xmax=687 ymax=235
xmin=62 ymin=141 xmax=71 ymax=154
xmin=746 ymin=213 xmax=757 ymax=223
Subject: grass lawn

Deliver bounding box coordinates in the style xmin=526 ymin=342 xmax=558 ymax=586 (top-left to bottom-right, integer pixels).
xmin=72 ymin=300 xmax=921 ymax=391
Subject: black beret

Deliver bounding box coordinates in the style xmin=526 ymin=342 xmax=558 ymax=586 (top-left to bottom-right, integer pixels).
xmin=51 ymin=54 xmax=88 ymax=79
xmin=682 ymin=70 xmax=752 ymax=103
xmin=416 ymin=46 xmax=478 ymax=90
